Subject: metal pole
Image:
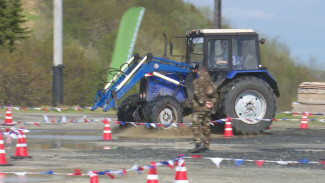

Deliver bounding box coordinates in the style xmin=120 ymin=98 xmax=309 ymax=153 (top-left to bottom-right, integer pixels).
xmin=214 ymin=0 xmax=221 ymax=29
xmin=53 ymin=0 xmax=64 ymax=106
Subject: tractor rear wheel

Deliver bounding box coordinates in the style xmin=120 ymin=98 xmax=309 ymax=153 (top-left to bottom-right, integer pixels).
xmin=218 ymin=76 xmax=276 ymax=134
xmin=147 ymin=96 xmax=183 ymax=128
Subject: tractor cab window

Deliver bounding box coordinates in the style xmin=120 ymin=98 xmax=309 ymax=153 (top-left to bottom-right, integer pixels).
xmin=207 ymin=39 xmax=230 ymax=69
xmin=188 ymin=37 xmax=204 ymax=64
xmin=232 ymin=37 xmax=258 ymax=70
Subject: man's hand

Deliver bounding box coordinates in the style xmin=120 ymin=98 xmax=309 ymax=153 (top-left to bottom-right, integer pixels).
xmin=205 ymin=101 xmax=213 ymax=109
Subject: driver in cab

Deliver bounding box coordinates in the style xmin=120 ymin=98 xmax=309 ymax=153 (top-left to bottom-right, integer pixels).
xmin=215 ymin=40 xmax=228 ymax=64
xmin=208 ymin=40 xmax=229 ymax=69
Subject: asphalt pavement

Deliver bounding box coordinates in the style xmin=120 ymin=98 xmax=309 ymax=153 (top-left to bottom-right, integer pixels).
xmin=0 ymin=111 xmax=324 ymax=183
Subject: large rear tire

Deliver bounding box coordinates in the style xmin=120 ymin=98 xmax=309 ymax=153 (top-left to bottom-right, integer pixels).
xmin=218 ymin=76 xmax=276 ymax=134
xmin=147 ymin=96 xmax=183 ymax=128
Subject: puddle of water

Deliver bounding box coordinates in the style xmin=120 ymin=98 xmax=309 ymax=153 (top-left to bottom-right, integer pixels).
xmin=103 ymin=146 xmax=118 ymax=150
xmin=27 ymin=133 xmax=119 ymax=141
xmin=30 ymin=129 xmax=100 ymax=134
xmin=29 ymin=141 xmax=117 ymax=150
xmin=30 ymin=142 xmax=102 ymax=150
xmin=27 ymin=134 xmax=102 ymax=141
xmin=0 ymin=174 xmax=67 ymax=182
xmin=7 ymin=130 xmax=119 ymax=150
xmin=294 ymin=148 xmax=325 ymax=152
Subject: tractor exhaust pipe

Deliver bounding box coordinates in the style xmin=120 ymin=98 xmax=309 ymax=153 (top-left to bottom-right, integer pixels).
xmin=162 ymin=33 xmax=168 ymax=59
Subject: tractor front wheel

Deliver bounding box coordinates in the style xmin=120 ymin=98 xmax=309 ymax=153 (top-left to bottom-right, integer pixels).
xmin=117 ymin=94 xmax=147 ymax=125
xmin=147 ymin=96 xmax=183 ymax=128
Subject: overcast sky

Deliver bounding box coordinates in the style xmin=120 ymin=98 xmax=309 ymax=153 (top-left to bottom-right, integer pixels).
xmin=185 ymin=0 xmax=325 ymax=69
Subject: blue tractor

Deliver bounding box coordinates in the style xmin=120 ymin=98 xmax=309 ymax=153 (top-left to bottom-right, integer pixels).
xmin=92 ymin=29 xmax=280 ymax=134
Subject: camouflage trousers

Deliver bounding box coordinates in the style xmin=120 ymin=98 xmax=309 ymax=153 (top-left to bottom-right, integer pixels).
xmin=191 ymin=111 xmax=211 ymax=148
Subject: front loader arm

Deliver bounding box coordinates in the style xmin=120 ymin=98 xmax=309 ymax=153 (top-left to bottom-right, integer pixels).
xmin=91 ymin=53 xmax=193 ymax=112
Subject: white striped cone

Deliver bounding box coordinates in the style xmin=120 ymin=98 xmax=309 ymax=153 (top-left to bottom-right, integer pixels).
xmin=146 ymin=162 xmax=159 ymax=183
xmin=103 ymin=123 xmax=112 ymax=140
xmin=4 ymin=108 xmax=13 ymax=125
xmin=0 ymin=133 xmax=12 ymax=166
xmin=300 ymin=113 xmax=308 ymax=129
xmin=174 ymin=157 xmax=189 ymax=183
xmin=11 ymin=130 xmax=32 ymax=159
xmin=89 ymin=171 xmax=99 ymax=183
xmin=224 ymin=117 xmax=233 ymax=138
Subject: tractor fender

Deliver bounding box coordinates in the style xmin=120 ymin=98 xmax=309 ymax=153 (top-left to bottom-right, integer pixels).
xmin=217 ymin=70 xmax=280 ymax=97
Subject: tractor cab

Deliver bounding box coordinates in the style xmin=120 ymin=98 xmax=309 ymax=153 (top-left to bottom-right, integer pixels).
xmin=185 ymin=29 xmax=264 ymax=82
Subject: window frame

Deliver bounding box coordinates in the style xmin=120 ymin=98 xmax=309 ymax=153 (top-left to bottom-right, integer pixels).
xmin=204 ymin=36 xmax=232 ymax=72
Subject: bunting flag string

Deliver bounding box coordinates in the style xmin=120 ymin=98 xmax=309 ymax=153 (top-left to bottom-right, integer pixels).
xmin=0 ymin=158 xmax=177 ymax=178
xmin=0 ymin=106 xmax=325 ymax=127
xmin=0 ymin=106 xmax=91 ymax=112
xmin=0 ymin=115 xmax=109 ymax=127
xmin=1 ymin=127 xmax=30 ymax=139
xmin=201 ymin=156 xmax=324 ymax=168
xmin=280 ymin=111 xmax=325 ymax=116
xmin=0 ymin=155 xmax=324 ymax=180
xmin=255 ymin=160 xmax=265 ymax=168
xmin=1 ymin=114 xmax=325 ymax=129
xmin=114 ymin=117 xmax=325 ymax=129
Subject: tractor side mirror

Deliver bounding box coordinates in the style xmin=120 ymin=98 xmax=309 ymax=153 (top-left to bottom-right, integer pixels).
xmin=169 ymin=36 xmax=187 ymax=57
xmin=193 ymin=63 xmax=199 ymax=69
xmin=259 ymin=38 xmax=265 ymax=44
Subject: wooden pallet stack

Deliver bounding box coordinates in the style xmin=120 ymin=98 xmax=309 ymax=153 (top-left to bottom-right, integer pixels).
xmin=292 ymin=82 xmax=325 ymax=113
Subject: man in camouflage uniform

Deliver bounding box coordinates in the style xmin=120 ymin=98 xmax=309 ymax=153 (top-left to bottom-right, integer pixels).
xmin=190 ymin=66 xmax=218 ymax=153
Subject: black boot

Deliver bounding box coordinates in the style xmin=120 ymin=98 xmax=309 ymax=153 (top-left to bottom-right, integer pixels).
xmin=200 ymin=144 xmax=209 ymax=153
xmin=189 ymin=144 xmax=202 ymax=153
xmin=199 ymin=147 xmax=209 ymax=153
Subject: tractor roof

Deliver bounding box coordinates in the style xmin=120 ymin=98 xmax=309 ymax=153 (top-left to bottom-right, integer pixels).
xmin=199 ymin=29 xmax=255 ymax=33
xmin=187 ymin=29 xmax=257 ymax=36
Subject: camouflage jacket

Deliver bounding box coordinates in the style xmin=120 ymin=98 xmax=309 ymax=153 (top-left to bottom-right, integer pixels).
xmin=192 ymin=72 xmax=218 ymax=112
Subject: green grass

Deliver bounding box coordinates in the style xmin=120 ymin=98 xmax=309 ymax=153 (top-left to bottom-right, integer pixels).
xmin=275 ymin=113 xmax=295 ymax=119
xmin=25 ymin=14 xmax=40 ymax=21
xmin=0 ymin=107 xmax=117 ymax=115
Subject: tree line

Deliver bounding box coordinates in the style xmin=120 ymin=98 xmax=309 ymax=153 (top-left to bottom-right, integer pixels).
xmin=0 ymin=0 xmax=323 ymax=111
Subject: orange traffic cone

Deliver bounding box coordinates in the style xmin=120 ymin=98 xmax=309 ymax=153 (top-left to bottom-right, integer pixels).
xmin=224 ymin=117 xmax=233 ymax=138
xmin=11 ymin=130 xmax=32 ymax=159
xmin=89 ymin=171 xmax=99 ymax=183
xmin=102 ymin=119 xmax=112 ymax=140
xmin=4 ymin=108 xmax=14 ymax=125
xmin=146 ymin=162 xmax=158 ymax=183
xmin=0 ymin=132 xmax=12 ymax=166
xmin=300 ymin=113 xmax=308 ymax=129
xmin=174 ymin=155 xmax=189 ymax=183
